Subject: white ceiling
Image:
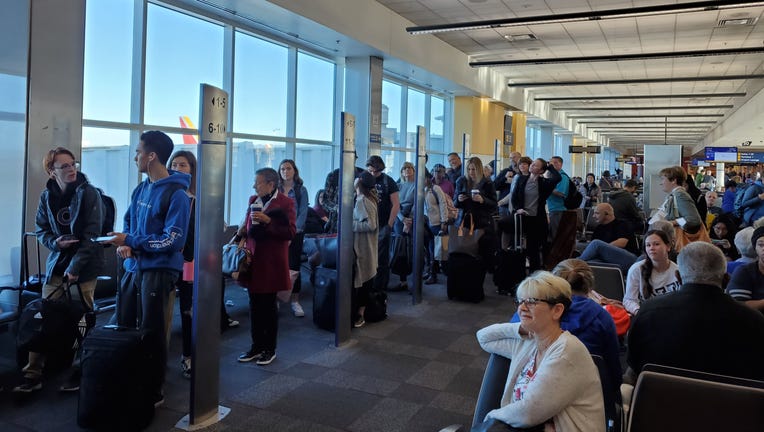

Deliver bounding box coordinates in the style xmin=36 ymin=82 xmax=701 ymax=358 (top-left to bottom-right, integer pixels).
xmin=377 ymin=0 xmax=764 ymax=153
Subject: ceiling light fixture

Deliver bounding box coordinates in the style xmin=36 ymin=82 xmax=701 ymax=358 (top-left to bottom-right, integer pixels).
xmin=567 ymin=114 xmax=725 ymax=118
xmin=555 ymin=105 xmax=733 ymax=110
xmin=504 ymin=33 xmax=537 ymax=41
xmin=535 ymin=92 xmax=745 ymax=101
xmin=471 ymin=47 xmax=764 ymax=67
xmin=508 ymin=74 xmax=764 ymax=87
xmin=406 ymin=1 xmax=764 ymax=34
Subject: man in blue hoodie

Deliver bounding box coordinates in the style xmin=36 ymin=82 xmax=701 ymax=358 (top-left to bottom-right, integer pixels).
xmin=107 ymin=130 xmax=190 ymax=406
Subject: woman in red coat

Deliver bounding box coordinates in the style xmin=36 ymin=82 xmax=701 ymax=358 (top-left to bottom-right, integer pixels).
xmin=236 ymin=167 xmax=296 ymax=365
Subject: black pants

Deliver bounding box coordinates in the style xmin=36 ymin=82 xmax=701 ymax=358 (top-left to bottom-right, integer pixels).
xmin=136 ymin=269 xmax=177 ymax=395
xmin=177 ymin=279 xmax=193 ymax=358
xmin=247 ymin=291 xmax=278 ymax=353
xmin=287 ymin=232 xmax=305 ymax=294
xmin=351 ymin=278 xmax=373 ymax=322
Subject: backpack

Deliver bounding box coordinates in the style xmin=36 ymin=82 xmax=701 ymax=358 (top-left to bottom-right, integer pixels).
xmin=564 ymin=178 xmax=584 ymax=210
xmin=96 ymin=188 xmax=116 ymax=236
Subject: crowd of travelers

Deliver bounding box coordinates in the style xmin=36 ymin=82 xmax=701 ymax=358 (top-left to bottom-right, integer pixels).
xmin=12 ymin=136 xmax=764 ymax=432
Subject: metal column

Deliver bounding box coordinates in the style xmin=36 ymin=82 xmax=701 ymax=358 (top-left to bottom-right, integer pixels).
xmin=335 ymin=112 xmax=356 ymax=346
xmin=408 ymin=126 xmax=426 ymax=304
xmin=176 ymin=84 xmax=230 ymax=430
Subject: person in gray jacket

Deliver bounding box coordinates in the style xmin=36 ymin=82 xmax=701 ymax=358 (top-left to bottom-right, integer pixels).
xmin=15 ymin=147 xmax=104 ymax=394
xmin=352 ymin=171 xmax=379 ymax=328
xmin=655 ymin=166 xmax=702 ymax=234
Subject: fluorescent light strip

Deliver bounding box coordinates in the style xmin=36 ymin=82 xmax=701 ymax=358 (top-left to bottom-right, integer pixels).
xmin=471 ymin=47 xmax=764 ymax=67
xmin=556 ymin=105 xmax=733 ymax=110
xmin=509 ymin=74 xmax=764 ymax=87
xmin=535 ymin=92 xmax=745 ymax=101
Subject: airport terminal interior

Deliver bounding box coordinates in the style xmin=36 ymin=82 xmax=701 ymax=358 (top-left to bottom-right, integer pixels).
xmin=1 ymin=0 xmax=764 ymax=431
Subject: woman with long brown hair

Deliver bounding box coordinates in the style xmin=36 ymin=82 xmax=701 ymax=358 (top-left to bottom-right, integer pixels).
xmin=351 ymin=171 xmax=379 ymax=327
xmin=623 ymin=230 xmax=680 ymax=315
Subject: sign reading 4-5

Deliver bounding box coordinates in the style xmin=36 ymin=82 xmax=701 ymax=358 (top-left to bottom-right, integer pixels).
xmin=200 ymin=84 xmax=228 ymax=144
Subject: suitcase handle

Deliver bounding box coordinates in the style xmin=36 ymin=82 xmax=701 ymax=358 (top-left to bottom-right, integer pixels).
xmin=21 ymin=232 xmax=42 ymax=287
xmin=514 ymin=213 xmax=523 ymax=250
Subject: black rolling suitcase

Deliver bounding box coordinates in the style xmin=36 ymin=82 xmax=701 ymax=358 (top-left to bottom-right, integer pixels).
xmin=78 ymin=326 xmax=155 ymax=431
xmin=313 ymin=267 xmax=337 ymax=331
xmin=447 ymin=253 xmax=485 ymax=303
xmin=494 ymin=213 xmax=526 ymax=296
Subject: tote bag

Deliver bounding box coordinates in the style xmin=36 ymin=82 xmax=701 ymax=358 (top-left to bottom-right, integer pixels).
xmin=434 ymin=233 xmax=449 ymax=261
xmin=448 ymin=213 xmax=483 ymax=258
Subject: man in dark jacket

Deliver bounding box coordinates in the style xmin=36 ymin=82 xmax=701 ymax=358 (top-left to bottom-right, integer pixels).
xmin=14 ymin=147 xmax=104 ymax=394
xmin=106 ymin=131 xmax=191 ymax=406
xmin=627 ymin=242 xmax=764 ymax=381
xmin=446 ymin=152 xmax=463 ymax=185
xmin=608 ymin=179 xmax=644 ymax=234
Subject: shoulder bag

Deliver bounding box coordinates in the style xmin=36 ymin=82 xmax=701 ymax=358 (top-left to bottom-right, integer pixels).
xmin=448 ymin=213 xmax=483 ymax=258
xmin=222 ymin=236 xmax=252 ymax=280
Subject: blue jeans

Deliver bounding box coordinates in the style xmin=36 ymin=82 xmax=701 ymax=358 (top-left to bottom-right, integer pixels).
xmin=580 ymin=239 xmax=638 ymax=276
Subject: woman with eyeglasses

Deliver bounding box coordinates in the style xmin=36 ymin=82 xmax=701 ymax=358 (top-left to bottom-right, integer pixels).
xmin=510 ymin=259 xmax=622 ymax=397
xmin=623 ymin=230 xmax=680 ymax=315
xmin=14 ymin=147 xmax=104 ymax=394
xmin=476 ymin=271 xmax=605 ymax=432
xmin=236 ymin=168 xmax=296 ymax=366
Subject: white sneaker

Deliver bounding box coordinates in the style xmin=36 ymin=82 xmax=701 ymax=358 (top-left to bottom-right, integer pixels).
xmin=291 ymin=302 xmax=305 ymax=317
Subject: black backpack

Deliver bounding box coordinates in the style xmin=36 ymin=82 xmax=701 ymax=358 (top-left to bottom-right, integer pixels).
xmin=564 ymin=178 xmax=583 ymax=209
xmin=96 ymin=188 xmax=116 ymax=236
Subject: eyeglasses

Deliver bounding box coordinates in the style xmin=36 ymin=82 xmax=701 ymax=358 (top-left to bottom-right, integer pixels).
xmin=514 ymin=297 xmax=555 ymax=308
xmin=54 ymin=162 xmax=79 ymax=171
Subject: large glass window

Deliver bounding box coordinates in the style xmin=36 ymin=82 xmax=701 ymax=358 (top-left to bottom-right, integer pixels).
xmin=230 ymin=140 xmax=287 ymax=221
xmin=233 ymin=32 xmax=288 ymax=136
xmin=82 ymin=2 xmax=338 ymax=226
xmin=82 ymin=0 xmax=134 ymax=122
xmin=381 ymin=81 xmax=402 ymax=147
xmin=80 ymin=128 xmax=132 ymax=231
xmin=0 ymin=0 xmax=29 ymax=282
xmin=144 ymin=4 xmax=224 ymax=128
xmin=295 ymin=143 xmax=334 ymax=201
xmin=406 ymin=88 xmax=425 ymax=149
xmin=296 ymin=52 xmax=334 ymax=141
xmin=429 ymin=96 xmax=445 ymax=153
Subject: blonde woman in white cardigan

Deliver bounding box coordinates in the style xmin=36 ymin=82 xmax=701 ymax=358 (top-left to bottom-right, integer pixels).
xmin=476 ymin=271 xmax=605 ymax=432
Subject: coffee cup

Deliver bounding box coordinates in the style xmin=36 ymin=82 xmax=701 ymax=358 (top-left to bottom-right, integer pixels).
xmin=471 ymin=189 xmax=480 ymax=196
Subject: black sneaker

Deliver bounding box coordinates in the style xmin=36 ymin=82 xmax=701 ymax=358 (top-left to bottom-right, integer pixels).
xmin=256 ymin=351 xmax=276 ymax=365
xmin=238 ymin=349 xmax=262 ymax=363
xmin=13 ymin=377 xmax=42 ymax=393
xmin=59 ymin=370 xmax=81 ymax=392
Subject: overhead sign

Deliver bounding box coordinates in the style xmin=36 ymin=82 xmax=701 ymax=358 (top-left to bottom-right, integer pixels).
xmin=569 ymin=145 xmax=601 ymax=154
xmin=738 ymin=152 xmax=764 ymax=163
xmin=704 ymin=146 xmax=737 ymax=162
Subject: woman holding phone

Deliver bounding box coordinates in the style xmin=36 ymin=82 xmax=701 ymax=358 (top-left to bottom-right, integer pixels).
xmin=14 ymin=147 xmax=104 ymax=394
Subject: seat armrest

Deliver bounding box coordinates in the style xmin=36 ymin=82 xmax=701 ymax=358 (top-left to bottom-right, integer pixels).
xmin=472 ymin=353 xmax=511 ymax=429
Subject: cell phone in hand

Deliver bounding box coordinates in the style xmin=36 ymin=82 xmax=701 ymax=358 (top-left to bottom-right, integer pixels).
xmin=92 ymin=235 xmax=117 ymax=243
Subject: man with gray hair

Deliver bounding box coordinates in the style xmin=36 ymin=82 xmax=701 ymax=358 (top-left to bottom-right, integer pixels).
xmin=627 ymin=242 xmax=764 ymax=380
xmin=727 ymin=226 xmax=757 ymax=275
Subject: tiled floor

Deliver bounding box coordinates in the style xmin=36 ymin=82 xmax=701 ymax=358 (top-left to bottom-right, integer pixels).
xmin=0 ymin=271 xmax=516 ymax=431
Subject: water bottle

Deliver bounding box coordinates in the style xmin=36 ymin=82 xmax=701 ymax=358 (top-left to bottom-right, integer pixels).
xmin=250 ymin=203 xmax=262 ymax=225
